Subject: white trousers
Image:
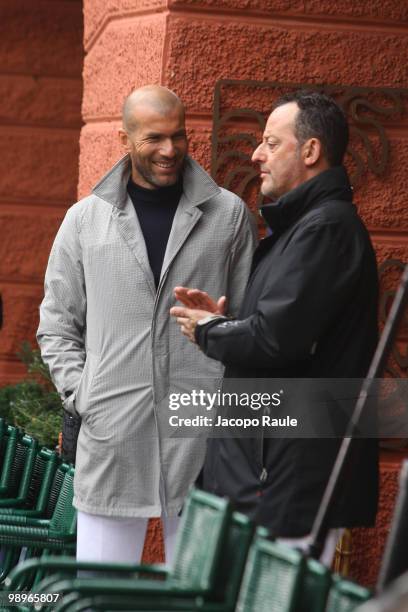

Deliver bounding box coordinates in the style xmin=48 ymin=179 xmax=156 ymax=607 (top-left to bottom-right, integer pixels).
xmin=77 ymin=513 xmax=340 ymax=568
xmin=278 ymin=528 xmax=344 ymax=567
xmin=77 ymin=511 xmax=180 ymax=566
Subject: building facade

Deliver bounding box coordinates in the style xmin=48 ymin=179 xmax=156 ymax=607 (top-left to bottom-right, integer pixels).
xmin=1 ymin=0 xmax=407 ymax=580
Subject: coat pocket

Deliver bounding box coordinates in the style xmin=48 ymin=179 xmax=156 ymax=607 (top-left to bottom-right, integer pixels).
xmin=74 ymin=351 xmax=100 ymax=417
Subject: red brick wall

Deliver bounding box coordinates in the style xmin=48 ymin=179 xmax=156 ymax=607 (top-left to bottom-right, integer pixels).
xmin=0 ymin=0 xmax=83 ymax=384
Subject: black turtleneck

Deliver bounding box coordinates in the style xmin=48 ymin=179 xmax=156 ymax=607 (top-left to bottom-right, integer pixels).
xmin=127 ymin=178 xmax=183 ymax=288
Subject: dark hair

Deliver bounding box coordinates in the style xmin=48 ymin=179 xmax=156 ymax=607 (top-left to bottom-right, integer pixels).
xmin=273 ymin=91 xmax=349 ymax=166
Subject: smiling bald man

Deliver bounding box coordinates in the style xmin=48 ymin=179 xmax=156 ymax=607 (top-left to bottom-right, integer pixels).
xmin=37 ymin=85 xmax=256 ymax=565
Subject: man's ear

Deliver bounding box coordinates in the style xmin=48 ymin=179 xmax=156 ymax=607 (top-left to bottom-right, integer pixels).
xmin=303 ymin=138 xmax=322 ymax=167
xmin=118 ymin=128 xmax=130 ymax=151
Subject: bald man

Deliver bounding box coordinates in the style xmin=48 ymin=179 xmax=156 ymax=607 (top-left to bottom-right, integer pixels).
xmin=37 ymin=85 xmax=255 ymax=564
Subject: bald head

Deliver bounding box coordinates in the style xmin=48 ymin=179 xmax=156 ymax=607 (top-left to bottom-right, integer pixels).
xmin=122 ymin=85 xmax=185 ymax=132
xmin=118 ymin=85 xmax=188 ymax=189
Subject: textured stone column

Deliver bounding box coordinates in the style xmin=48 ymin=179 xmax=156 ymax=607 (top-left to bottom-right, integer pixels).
xmin=80 ymin=0 xmax=408 ymax=194
xmin=0 ymin=0 xmax=83 ymax=383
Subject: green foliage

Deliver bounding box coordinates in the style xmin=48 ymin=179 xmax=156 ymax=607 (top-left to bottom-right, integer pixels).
xmin=0 ymin=342 xmax=62 ymax=448
xmin=17 ymin=341 xmax=54 ymax=387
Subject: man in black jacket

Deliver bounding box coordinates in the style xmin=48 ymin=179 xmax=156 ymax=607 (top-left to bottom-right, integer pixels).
xmin=170 ymin=91 xmax=379 ymax=564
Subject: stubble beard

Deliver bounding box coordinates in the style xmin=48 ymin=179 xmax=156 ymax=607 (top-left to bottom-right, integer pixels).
xmin=260 ymin=175 xmax=278 ymax=201
xmin=133 ymin=156 xmax=185 ymax=189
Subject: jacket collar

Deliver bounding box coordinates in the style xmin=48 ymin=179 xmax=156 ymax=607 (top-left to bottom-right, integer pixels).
xmin=260 ymin=166 xmax=353 ymax=233
xmin=92 ymin=154 xmax=221 ymax=209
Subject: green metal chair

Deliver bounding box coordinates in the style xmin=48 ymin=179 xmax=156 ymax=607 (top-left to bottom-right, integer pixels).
xmin=0 ymin=464 xmax=76 ymax=553
xmin=45 ymin=564 xmax=367 ymax=612
xmin=52 ymin=528 xmax=298 ymax=612
xmin=0 ymin=434 xmax=39 ymax=509
xmin=0 ymin=462 xmax=75 ymax=586
xmin=209 ymin=510 xmax=255 ymax=610
xmin=0 ymin=459 xmax=71 ymax=585
xmin=297 ymin=557 xmax=331 ymax=612
xmin=0 ymin=463 xmax=75 ymax=589
xmin=47 ymin=510 xmax=254 ymax=612
xmin=234 ymin=530 xmax=305 ymax=612
xmin=5 ymin=488 xmax=231 ymax=610
xmin=0 ymin=416 xmax=7 ymax=456
xmin=0 ymin=448 xmax=60 ymax=518
xmin=0 ymin=426 xmax=24 ymax=495
xmin=0 ymin=433 xmax=41 ymax=583
xmin=326 ymin=575 xmax=373 ymax=611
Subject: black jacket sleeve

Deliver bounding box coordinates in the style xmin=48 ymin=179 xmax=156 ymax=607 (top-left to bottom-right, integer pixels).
xmin=196 ymin=219 xmax=363 ymax=368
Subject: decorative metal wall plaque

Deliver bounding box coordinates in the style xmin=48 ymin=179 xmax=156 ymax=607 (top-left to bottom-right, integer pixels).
xmin=378 ymin=259 xmax=408 ymax=447
xmin=379 ymin=259 xmax=408 ymax=377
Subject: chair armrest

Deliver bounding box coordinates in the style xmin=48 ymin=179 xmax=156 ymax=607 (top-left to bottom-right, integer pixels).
xmin=128 ymin=563 xmax=169 ymax=577
xmin=39 ymin=576 xmax=206 ymax=597
xmin=0 ymin=515 xmax=51 ymax=527
xmin=0 ymin=515 xmax=30 ymax=526
xmin=5 ymin=557 xmax=169 ymax=591
xmin=0 ymin=498 xmax=25 ymax=508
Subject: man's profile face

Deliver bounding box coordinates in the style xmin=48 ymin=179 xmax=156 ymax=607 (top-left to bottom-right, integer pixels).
xmin=124 ymin=104 xmax=188 ymax=189
xmin=252 ymin=102 xmax=307 ymax=201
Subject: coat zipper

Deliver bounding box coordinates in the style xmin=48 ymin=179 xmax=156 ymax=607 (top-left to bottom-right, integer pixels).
xmin=150 ymin=269 xmax=171 ymax=512
xmin=259 ymin=405 xmax=269 ymax=484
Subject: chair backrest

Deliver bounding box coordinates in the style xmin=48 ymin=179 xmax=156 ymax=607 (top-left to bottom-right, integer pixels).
xmin=0 ymin=426 xmax=20 ymax=491
xmin=326 ymin=575 xmax=372 ymax=612
xmin=49 ymin=465 xmax=76 ymax=537
xmin=44 ymin=463 xmax=68 ymax=519
xmin=236 ymin=531 xmax=305 ymax=612
xmin=297 ymin=557 xmax=331 ymax=612
xmin=9 ymin=434 xmax=39 ymax=500
xmin=25 ymin=448 xmax=60 ymax=512
xmin=211 ymin=511 xmax=254 ymax=607
xmin=377 ymin=459 xmax=408 ymax=591
xmin=168 ymin=488 xmax=231 ymax=592
xmin=0 ymin=429 xmax=38 ymax=500
xmin=0 ymin=418 xmax=7 ymax=454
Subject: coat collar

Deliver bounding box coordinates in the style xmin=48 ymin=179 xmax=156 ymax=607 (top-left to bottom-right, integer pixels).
xmin=92 ymin=154 xmax=221 ymax=208
xmin=260 ymin=166 xmax=353 ymax=233
xmin=91 ymin=154 xmax=221 ymax=298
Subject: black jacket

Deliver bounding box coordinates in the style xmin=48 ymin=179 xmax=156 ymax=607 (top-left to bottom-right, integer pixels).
xmin=197 ymin=166 xmax=379 ymax=537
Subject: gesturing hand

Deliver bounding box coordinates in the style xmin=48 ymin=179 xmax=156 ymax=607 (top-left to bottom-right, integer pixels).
xmin=169 ymin=306 xmax=213 ymax=343
xmin=173 ymin=286 xmax=227 ymax=315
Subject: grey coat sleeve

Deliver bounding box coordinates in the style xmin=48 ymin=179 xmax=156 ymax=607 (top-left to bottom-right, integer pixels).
xmin=36 ymin=206 xmax=86 ymax=415
xmin=226 ymin=197 xmax=258 ymax=317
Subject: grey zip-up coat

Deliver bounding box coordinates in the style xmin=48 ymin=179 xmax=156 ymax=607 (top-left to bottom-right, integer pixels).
xmin=37 ymin=155 xmax=255 ymax=517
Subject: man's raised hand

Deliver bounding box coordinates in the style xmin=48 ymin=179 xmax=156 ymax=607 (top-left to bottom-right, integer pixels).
xmin=173 ymin=286 xmax=227 ymax=314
